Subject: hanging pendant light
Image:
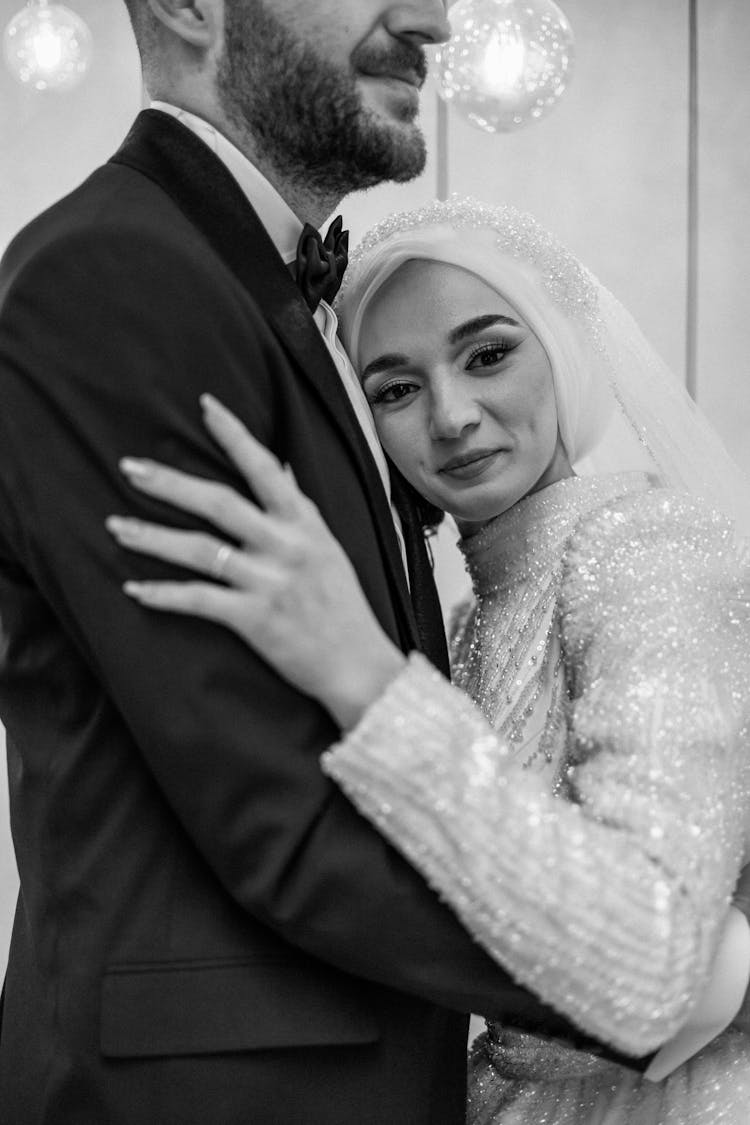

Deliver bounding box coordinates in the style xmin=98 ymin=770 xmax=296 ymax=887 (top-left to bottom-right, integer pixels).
xmin=436 ymin=0 xmax=575 ymax=133
xmin=3 ymin=0 xmax=93 ymax=92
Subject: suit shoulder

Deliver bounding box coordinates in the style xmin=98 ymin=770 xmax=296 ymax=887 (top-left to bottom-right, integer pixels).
xmin=0 ymin=165 xmax=282 ymax=410
xmin=1 ymin=162 xmax=228 ymax=294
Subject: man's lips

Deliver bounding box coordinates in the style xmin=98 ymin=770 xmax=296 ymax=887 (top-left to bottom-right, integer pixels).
xmin=438 ymin=448 xmax=505 ymax=479
xmin=360 ymin=69 xmax=424 ymax=90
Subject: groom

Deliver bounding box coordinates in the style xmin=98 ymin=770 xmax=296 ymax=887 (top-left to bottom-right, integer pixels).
xmin=0 ymin=2 xmax=652 ymax=1122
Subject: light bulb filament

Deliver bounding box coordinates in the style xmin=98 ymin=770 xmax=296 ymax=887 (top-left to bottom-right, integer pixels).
xmin=435 ymin=0 xmax=575 ymax=134
xmin=31 ymin=24 xmax=63 ymax=72
xmin=3 ymin=2 xmax=93 ymax=91
xmin=481 ymin=29 xmax=527 ymax=94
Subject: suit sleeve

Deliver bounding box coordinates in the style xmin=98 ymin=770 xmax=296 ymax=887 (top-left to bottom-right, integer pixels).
xmin=0 ymin=224 xmax=650 ymax=1053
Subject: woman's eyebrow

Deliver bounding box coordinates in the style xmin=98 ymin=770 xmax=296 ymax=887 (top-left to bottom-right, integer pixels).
xmin=361 ymin=315 xmax=521 ymax=383
xmin=361 ymin=353 xmax=410 ymax=383
xmin=448 ymin=314 xmax=521 ymax=346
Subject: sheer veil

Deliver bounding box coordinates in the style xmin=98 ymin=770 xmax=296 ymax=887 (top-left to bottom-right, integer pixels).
xmin=336 ymin=198 xmax=750 ymax=544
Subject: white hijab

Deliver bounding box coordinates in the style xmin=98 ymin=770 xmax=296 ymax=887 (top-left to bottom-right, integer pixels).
xmin=337 ymin=198 xmax=750 ymax=540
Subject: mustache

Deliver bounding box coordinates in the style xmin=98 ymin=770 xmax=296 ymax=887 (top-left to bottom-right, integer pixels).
xmin=352 ymin=40 xmax=428 ymax=88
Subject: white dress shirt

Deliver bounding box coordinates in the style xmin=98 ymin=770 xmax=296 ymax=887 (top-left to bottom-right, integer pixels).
xmin=150 ymin=102 xmax=407 ymax=572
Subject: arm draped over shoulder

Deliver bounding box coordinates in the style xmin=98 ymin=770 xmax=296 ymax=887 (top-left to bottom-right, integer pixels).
xmin=1 ymin=217 xmax=643 ymax=1033
xmin=324 ymin=490 xmax=750 ymax=1053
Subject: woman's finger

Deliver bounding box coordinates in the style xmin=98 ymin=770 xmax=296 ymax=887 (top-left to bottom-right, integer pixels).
xmin=124 ymin=580 xmax=255 ymax=629
xmin=118 ymin=458 xmax=279 ymax=549
xmin=107 ymin=517 xmax=251 ymax=585
xmin=200 ymin=395 xmax=303 ymax=517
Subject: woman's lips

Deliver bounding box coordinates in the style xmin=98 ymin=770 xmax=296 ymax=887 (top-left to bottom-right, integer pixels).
xmin=438 ymin=449 xmax=505 ymax=481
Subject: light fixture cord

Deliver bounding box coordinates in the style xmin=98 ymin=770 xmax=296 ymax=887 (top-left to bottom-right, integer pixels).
xmin=436 ymin=92 xmax=450 ymax=201
xmin=685 ymin=0 xmax=699 ymax=400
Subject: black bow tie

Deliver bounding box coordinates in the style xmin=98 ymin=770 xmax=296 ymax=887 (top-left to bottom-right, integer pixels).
xmin=295 ymin=216 xmax=349 ymax=313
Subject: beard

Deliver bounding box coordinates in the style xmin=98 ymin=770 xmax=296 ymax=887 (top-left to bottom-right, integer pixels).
xmin=216 ymin=0 xmax=429 ymax=196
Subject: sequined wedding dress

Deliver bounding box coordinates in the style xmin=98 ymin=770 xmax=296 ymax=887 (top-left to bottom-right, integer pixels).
xmin=323 ymin=471 xmax=750 ymax=1124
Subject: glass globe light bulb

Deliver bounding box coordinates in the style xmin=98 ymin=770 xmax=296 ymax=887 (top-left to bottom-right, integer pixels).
xmin=3 ymin=1 xmax=93 ymax=92
xmin=436 ymin=0 xmax=575 ymax=133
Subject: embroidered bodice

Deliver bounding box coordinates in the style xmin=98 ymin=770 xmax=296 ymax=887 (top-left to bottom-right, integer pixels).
xmin=323 ymin=475 xmax=750 ymax=1063
xmin=451 ymin=472 xmax=651 ymax=789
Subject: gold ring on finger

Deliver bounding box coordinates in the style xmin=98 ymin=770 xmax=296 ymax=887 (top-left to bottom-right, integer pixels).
xmin=211 ymin=543 xmax=234 ymax=582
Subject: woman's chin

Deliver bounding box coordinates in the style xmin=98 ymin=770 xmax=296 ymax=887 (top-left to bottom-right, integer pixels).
xmin=429 ymin=468 xmax=522 ymax=529
xmin=417 ymin=474 xmax=519 ymax=532
xmin=441 ymin=484 xmax=516 ymax=526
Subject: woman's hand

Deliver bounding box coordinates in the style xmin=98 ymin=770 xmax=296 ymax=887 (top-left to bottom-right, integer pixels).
xmin=734 ymin=865 xmax=750 ymax=921
xmin=106 ymin=394 xmax=406 ymax=730
xmin=730 ymin=866 xmax=750 ymax=1035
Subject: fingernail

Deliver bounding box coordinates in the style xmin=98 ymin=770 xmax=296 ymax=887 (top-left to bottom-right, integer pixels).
xmin=106 ymin=516 xmax=141 ymax=538
xmin=124 ymin=581 xmax=147 ymax=597
xmin=200 ymin=393 xmax=222 ymax=414
xmin=120 ymin=457 xmax=153 ymax=478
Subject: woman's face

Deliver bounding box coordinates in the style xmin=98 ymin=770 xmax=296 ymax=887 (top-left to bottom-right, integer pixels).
xmin=357 ymin=259 xmax=573 ymax=532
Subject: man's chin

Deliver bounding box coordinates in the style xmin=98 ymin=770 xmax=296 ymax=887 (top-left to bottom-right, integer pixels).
xmin=358 ymin=75 xmax=421 ymax=122
xmin=352 ymin=103 xmax=427 ymax=182
xmin=388 ymin=146 xmax=427 ymax=182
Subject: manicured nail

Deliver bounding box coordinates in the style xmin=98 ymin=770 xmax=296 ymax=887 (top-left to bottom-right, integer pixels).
xmin=124 ymin=581 xmax=147 ymax=598
xmin=120 ymin=457 xmax=153 ymax=478
xmin=200 ymin=393 xmax=222 ymax=414
xmin=106 ymin=516 xmax=141 ymax=538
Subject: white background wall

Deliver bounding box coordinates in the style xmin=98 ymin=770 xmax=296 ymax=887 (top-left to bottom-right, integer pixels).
xmin=1 ymin=0 xmax=749 ymax=973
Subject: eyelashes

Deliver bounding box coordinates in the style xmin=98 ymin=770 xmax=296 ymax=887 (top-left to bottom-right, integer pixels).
xmin=369 ymin=379 xmax=417 ymax=406
xmin=465 ymin=337 xmax=515 ymax=369
xmin=367 ymin=335 xmax=520 ymax=406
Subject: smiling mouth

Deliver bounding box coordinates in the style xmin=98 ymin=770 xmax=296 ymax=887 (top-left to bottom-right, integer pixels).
xmin=439 ymin=449 xmax=505 ymax=480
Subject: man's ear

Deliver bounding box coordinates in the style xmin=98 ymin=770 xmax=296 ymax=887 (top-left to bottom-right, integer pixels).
xmin=146 ymin=0 xmax=221 ymax=48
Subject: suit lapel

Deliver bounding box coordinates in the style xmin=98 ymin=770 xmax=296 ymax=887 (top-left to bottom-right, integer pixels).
xmin=110 ymin=110 xmax=419 ymax=649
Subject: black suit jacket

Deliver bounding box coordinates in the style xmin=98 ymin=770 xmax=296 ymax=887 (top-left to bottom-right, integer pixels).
xmin=0 ymin=112 xmax=648 ymax=1125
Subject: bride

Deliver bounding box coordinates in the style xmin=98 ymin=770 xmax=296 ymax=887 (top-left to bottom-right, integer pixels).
xmin=107 ymin=199 xmax=750 ymax=1122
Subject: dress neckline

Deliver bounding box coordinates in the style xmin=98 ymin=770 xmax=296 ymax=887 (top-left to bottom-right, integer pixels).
xmin=459 ymin=472 xmax=652 ymax=598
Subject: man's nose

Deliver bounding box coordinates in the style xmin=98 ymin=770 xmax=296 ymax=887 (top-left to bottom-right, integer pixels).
xmin=385 ymin=1 xmax=452 ymax=47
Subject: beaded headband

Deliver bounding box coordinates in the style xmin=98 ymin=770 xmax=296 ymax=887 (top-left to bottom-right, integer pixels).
xmin=339 ymin=197 xmax=600 ymax=330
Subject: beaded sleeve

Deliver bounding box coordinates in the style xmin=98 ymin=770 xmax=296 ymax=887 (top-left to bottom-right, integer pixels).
xmin=322 ymin=493 xmax=750 ymax=1054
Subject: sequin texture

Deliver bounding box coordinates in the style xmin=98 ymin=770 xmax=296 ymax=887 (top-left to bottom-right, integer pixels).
xmin=323 ymin=474 xmax=750 ymax=1123
xmin=338 ymin=197 xmax=600 ymax=330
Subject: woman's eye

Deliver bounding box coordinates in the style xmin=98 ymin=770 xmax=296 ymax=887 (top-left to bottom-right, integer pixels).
xmin=466 ymin=341 xmax=512 ymax=370
xmin=370 ymin=381 xmax=418 ymax=406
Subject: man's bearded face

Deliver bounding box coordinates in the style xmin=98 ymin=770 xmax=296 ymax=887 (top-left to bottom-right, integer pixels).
xmin=216 ymin=0 xmax=429 ymax=196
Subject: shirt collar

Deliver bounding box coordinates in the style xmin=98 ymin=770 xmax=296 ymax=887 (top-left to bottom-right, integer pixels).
xmin=150 ymin=101 xmax=302 ymax=264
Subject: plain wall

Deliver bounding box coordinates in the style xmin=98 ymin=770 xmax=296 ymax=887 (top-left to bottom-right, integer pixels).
xmin=1 ymin=0 xmax=748 ymax=977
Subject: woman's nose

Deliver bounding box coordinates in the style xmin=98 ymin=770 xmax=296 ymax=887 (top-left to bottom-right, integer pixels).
xmin=428 ymin=382 xmax=481 ymax=441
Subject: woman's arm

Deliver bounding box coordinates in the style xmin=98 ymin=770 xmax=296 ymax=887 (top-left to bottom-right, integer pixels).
xmin=108 ymin=408 xmax=749 ymax=1057
xmin=323 ymin=493 xmax=750 ymax=1055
